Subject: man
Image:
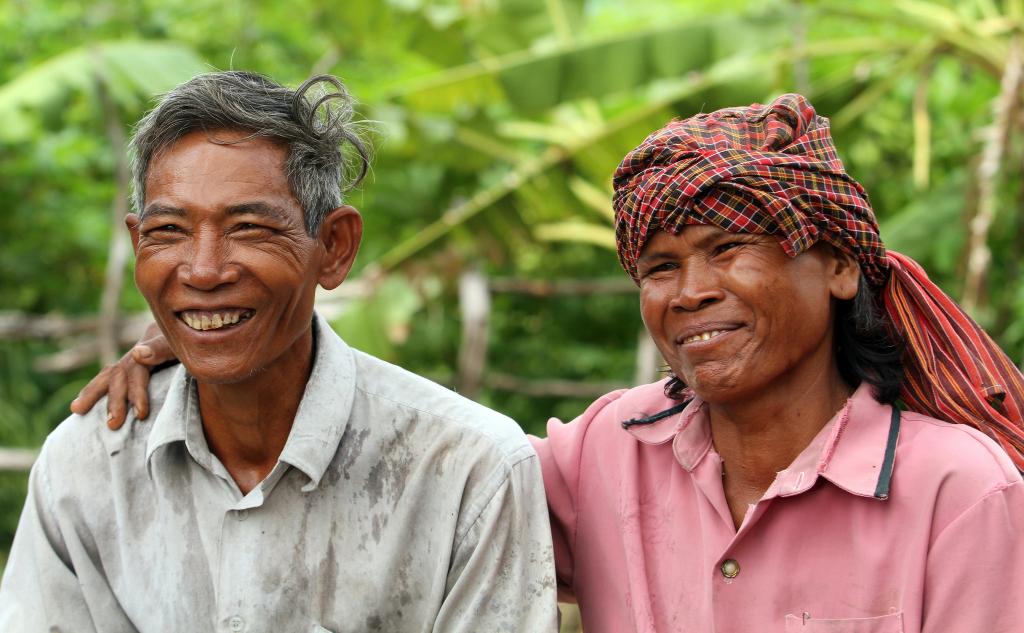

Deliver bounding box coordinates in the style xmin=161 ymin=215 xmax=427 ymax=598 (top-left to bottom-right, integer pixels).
xmin=0 ymin=71 xmax=556 ymax=632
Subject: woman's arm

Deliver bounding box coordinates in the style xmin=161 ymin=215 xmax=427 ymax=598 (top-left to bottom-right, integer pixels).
xmin=69 ymin=321 xmax=176 ymax=429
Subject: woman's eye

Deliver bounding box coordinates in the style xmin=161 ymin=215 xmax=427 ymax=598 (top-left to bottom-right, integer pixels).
xmin=714 ymin=241 xmax=744 ymax=255
xmin=643 ymin=262 xmax=677 ymax=276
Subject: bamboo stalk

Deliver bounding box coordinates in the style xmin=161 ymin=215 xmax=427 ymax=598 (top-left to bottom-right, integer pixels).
xmin=912 ymin=57 xmax=936 ymax=190
xmin=93 ymin=62 xmax=132 ymax=365
xmin=963 ymin=37 xmax=1023 ymax=313
xmin=0 ymin=312 xmax=153 ymax=340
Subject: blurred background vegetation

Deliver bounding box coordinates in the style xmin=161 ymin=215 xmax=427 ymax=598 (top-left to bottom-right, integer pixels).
xmin=2 ymin=0 xmax=1024 ymax=617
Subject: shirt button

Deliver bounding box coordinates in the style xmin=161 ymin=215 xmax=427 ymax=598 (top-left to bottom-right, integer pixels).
xmin=236 ymin=509 xmax=249 ymax=521
xmin=720 ymin=559 xmax=740 ymax=578
xmin=228 ymin=615 xmax=245 ymax=631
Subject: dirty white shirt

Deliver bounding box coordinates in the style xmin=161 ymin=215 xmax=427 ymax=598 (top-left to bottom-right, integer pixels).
xmin=0 ymin=314 xmax=557 ymax=632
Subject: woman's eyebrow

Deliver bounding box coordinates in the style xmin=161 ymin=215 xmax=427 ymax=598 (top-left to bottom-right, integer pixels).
xmin=637 ymin=249 xmax=675 ymax=263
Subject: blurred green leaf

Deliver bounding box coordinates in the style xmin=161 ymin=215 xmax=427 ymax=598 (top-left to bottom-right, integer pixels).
xmin=0 ymin=40 xmax=206 ymax=142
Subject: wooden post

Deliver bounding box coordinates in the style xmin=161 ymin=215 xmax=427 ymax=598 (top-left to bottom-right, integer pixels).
xmin=0 ymin=448 xmax=38 ymax=472
xmin=457 ymin=270 xmax=491 ymax=400
xmin=633 ymin=329 xmax=661 ymax=386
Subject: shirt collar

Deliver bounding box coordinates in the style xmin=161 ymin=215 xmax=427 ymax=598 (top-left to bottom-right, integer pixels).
xmin=146 ymin=313 xmax=357 ymax=492
xmin=278 ymin=313 xmax=356 ymax=491
xmin=624 ymin=381 xmax=900 ymax=500
xmin=145 ymin=363 xmax=192 ymax=464
xmin=814 ymin=382 xmax=900 ymax=499
xmin=624 ymin=397 xmax=712 ymax=471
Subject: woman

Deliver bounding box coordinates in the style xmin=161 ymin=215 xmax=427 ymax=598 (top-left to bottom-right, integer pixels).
xmin=75 ymin=94 xmax=1024 ymax=631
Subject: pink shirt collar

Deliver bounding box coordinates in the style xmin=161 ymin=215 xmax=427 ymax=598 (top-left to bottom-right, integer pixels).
xmin=624 ymin=382 xmax=898 ymax=500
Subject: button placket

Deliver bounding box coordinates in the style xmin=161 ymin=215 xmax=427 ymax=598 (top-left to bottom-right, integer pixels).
xmin=219 ymin=503 xmax=258 ymax=632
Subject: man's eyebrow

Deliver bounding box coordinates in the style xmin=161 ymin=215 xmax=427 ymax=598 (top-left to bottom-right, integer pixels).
xmin=226 ymin=201 xmax=295 ymax=222
xmin=140 ymin=203 xmax=186 ymax=220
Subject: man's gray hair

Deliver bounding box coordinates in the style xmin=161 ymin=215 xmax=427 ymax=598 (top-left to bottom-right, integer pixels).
xmin=129 ymin=71 xmax=369 ymax=234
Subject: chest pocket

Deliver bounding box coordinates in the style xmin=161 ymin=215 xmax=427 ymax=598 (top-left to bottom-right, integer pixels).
xmin=784 ymin=612 xmax=903 ymax=633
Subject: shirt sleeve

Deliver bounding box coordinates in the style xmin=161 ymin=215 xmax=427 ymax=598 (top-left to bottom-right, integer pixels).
xmin=0 ymin=444 xmax=98 ymax=632
xmin=530 ymin=391 xmax=623 ymax=602
xmin=922 ymin=478 xmax=1024 ymax=633
xmin=431 ymin=453 xmax=558 ymax=633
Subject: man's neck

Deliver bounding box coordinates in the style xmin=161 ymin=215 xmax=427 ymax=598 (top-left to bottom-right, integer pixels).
xmin=195 ymin=328 xmax=315 ymax=495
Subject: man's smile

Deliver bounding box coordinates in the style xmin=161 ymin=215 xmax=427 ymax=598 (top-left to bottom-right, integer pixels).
xmin=176 ymin=308 xmax=255 ymax=331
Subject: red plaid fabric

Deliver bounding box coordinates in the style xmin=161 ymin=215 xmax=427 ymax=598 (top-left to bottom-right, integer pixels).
xmin=886 ymin=252 xmax=1024 ymax=468
xmin=613 ymin=94 xmax=1024 ymax=469
xmin=613 ymin=94 xmax=885 ymax=285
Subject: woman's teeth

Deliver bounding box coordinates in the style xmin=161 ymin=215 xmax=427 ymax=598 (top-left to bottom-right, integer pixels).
xmin=683 ymin=330 xmax=726 ymax=344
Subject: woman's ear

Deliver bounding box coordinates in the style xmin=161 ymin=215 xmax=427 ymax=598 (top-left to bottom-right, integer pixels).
xmin=317 ymin=205 xmax=363 ymax=290
xmin=828 ymin=246 xmax=860 ymax=301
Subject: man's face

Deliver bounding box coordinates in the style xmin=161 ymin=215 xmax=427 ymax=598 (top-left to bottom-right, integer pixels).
xmin=128 ymin=130 xmax=325 ymax=385
xmin=636 ymin=224 xmax=856 ymax=405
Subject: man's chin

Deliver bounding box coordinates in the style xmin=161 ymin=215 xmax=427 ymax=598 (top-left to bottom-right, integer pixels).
xmin=176 ymin=353 xmax=259 ymax=386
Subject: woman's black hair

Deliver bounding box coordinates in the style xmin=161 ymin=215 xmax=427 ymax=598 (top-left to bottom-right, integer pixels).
xmin=661 ymin=276 xmax=905 ymax=404
xmin=833 ymin=276 xmax=905 ymax=403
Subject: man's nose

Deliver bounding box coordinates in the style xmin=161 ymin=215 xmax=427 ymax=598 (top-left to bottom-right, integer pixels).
xmin=177 ymin=231 xmax=240 ymax=289
xmin=668 ymin=261 xmax=722 ymax=312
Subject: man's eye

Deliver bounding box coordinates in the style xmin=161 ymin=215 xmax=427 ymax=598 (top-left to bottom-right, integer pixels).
xmin=145 ymin=224 xmax=182 ymax=235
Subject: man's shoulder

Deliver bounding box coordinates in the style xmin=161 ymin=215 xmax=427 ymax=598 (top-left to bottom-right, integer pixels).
xmin=41 ymin=365 xmax=179 ymax=479
xmin=349 ymin=349 xmax=532 ymax=463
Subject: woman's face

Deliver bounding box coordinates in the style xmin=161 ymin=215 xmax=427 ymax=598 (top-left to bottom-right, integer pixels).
xmin=636 ymin=225 xmax=859 ymax=405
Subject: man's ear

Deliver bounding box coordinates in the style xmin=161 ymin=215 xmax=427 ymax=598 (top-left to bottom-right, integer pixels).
xmin=126 ymin=214 xmax=141 ymax=252
xmin=828 ymin=246 xmax=860 ymax=301
xmin=317 ymin=205 xmax=363 ymax=290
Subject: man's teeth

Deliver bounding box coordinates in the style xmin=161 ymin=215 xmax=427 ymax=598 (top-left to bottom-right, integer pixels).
xmin=683 ymin=330 xmax=727 ymax=344
xmin=181 ymin=310 xmax=249 ymax=331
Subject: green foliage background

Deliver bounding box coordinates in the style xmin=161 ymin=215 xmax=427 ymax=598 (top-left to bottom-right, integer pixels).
xmin=2 ymin=0 xmax=1024 ymax=568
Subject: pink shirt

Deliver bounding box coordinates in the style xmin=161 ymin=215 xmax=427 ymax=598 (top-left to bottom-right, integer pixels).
xmin=532 ymin=381 xmax=1024 ymax=632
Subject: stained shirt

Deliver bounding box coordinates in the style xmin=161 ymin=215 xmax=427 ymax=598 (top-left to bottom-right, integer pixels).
xmin=533 ymin=380 xmax=1024 ymax=633
xmin=0 ymin=314 xmax=557 ymax=633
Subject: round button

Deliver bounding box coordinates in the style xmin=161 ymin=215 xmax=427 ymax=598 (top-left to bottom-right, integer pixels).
xmin=228 ymin=615 xmax=245 ymax=631
xmin=720 ymin=559 xmax=740 ymax=578
xmin=236 ymin=509 xmax=249 ymax=521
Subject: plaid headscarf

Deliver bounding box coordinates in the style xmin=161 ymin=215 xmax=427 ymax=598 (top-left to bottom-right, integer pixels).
xmin=613 ymin=93 xmax=1024 ymax=470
